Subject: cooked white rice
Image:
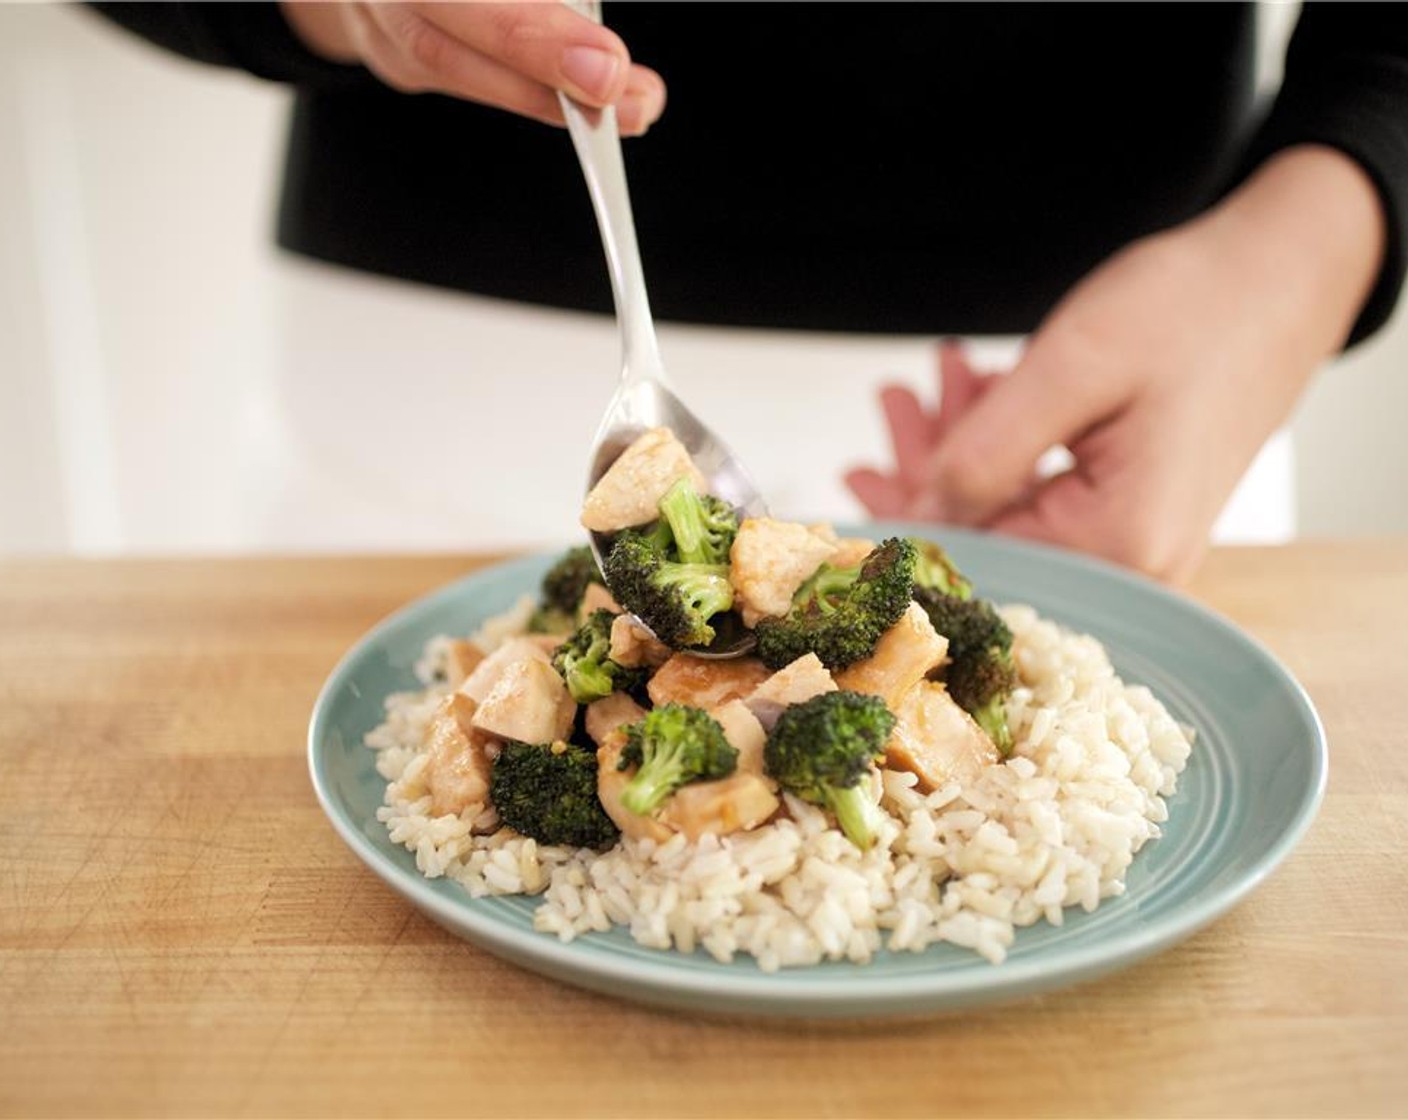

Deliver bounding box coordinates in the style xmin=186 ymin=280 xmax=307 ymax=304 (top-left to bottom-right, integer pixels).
xmin=368 ymin=602 xmax=1194 ymax=969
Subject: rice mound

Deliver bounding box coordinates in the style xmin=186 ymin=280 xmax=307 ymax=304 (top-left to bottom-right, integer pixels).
xmin=367 ymin=600 xmax=1194 ymax=968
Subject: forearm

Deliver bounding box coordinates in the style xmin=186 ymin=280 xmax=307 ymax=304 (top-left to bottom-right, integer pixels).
xmin=1197 ymin=145 xmax=1388 ymax=360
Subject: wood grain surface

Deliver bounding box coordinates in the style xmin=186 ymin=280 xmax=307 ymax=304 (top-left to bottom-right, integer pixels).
xmin=2 ymin=545 xmax=1406 ymax=1119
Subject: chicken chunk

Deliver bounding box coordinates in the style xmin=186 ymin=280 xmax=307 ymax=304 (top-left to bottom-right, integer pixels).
xmin=609 ymin=613 xmax=672 ymax=669
xmin=584 ymin=691 xmax=648 ymax=750
xmin=803 ymin=523 xmax=877 ymax=570
xmin=744 ymin=653 xmax=837 ymax=731
xmin=423 ymin=693 xmax=492 ymax=818
xmin=647 ymin=653 xmax=772 ymax=711
xmin=710 ymin=698 xmax=769 ymax=776
xmin=828 ymin=537 xmax=877 ymax=569
xmin=834 ymin=601 xmax=949 ymax=710
xmin=458 ymin=637 xmax=554 ymax=704
xmin=729 ymin=518 xmax=836 ymax=627
xmin=597 ymin=735 xmax=673 ymax=844
xmin=657 ymin=773 xmax=780 ymax=841
xmin=596 ymin=695 xmax=778 ymax=842
xmin=886 ymin=681 xmax=999 ymax=791
xmin=442 ymin=639 xmax=485 ymax=689
xmin=579 ymin=582 xmax=621 ymax=621
xmin=471 ymin=658 xmax=575 ymax=745
xmin=580 ymin=427 xmax=708 ymax=533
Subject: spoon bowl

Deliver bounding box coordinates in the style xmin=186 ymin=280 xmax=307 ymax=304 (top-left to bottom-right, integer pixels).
xmin=559 ymin=3 xmax=767 ymax=658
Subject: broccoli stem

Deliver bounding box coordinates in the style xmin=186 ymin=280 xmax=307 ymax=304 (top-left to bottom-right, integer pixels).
xmin=797 ymin=565 xmax=857 ymax=615
xmin=825 ymin=783 xmax=887 ymax=850
xmin=621 ymin=745 xmax=686 ymax=815
xmin=972 ymin=699 xmax=1013 ymax=757
xmin=659 ymin=480 xmax=707 ymax=564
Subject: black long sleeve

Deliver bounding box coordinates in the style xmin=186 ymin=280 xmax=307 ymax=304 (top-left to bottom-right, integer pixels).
xmin=85 ymin=2 xmax=1408 ymax=346
xmin=1242 ymin=3 xmax=1408 ymax=345
xmin=88 ymin=1 xmax=371 ymax=88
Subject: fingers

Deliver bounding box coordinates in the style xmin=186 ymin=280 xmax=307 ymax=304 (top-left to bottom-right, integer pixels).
xmin=845 ymin=340 xmax=1000 ymax=520
xmin=986 ymin=429 xmax=1206 ymax=585
xmin=843 ymin=468 xmax=911 ymax=519
xmin=934 ymin=341 xmax=991 ymax=433
xmin=989 ymin=482 xmax=1204 ymax=585
xmin=910 ymin=329 xmax=1127 ymax=525
xmin=879 ymin=386 xmax=931 ymax=491
xmin=414 ymin=2 xmax=631 ymax=105
xmin=352 ymin=2 xmax=666 ymax=134
xmin=616 ymin=65 xmax=667 ymax=136
xmin=355 ymin=6 xmax=564 ymax=124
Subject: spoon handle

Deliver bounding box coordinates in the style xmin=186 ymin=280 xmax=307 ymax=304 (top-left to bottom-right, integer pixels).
xmin=557 ymin=51 xmax=665 ymax=386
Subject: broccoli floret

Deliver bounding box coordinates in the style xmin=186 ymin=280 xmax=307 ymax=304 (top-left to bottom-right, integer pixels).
xmin=914 ymin=588 xmax=1017 ymax=755
xmin=542 ymin=545 xmax=605 ymax=611
xmin=490 ymin=740 xmax=619 ymax=850
xmin=528 ymin=545 xmax=604 ymax=632
xmin=617 ymin=702 xmax=737 ymax=815
xmin=754 ymin=537 xmax=918 ymax=670
xmin=527 ymin=606 xmax=577 ymax=636
xmin=909 ymin=538 xmax=973 ymax=600
xmin=658 ymin=477 xmax=738 ymax=566
xmin=763 ymin=691 xmax=895 ymax=850
xmin=552 ymin=609 xmax=648 ymax=704
xmin=603 ymin=531 xmax=734 ymax=649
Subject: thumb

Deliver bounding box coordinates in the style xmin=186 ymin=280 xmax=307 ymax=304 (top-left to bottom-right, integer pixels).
xmin=909 ymin=332 xmax=1123 ymax=525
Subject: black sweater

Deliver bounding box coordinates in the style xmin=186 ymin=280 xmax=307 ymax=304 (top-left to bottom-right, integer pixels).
xmin=90 ymin=2 xmax=1408 ymax=344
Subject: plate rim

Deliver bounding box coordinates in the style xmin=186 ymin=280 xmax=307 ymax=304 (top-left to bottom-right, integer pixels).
xmin=307 ymin=527 xmax=1328 ymax=1013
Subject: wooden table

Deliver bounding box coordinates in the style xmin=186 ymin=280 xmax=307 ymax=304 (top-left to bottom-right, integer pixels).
xmin=2 ymin=545 xmax=1405 ymax=1118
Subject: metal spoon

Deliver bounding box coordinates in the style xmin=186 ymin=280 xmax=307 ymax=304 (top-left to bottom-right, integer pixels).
xmin=558 ymin=2 xmax=767 ymax=658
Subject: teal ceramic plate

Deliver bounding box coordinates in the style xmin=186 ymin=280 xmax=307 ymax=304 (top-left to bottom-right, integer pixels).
xmin=308 ymin=525 xmax=1326 ymax=1017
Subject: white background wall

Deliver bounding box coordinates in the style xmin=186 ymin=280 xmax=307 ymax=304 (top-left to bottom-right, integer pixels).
xmin=1 ymin=3 xmax=1403 ymax=556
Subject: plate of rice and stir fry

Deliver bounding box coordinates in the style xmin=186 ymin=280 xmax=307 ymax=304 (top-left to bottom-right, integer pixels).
xmin=309 ymin=428 xmax=1325 ymax=1016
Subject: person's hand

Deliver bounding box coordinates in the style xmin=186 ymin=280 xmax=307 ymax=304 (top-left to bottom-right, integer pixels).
xmin=281 ymin=2 xmax=666 ymax=136
xmin=846 ymin=146 xmax=1386 ymax=584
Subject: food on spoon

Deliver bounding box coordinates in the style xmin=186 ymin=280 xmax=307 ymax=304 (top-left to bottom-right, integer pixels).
xmin=603 ymin=527 xmax=734 ymax=649
xmin=658 ymin=477 xmax=738 ymax=565
xmin=580 ymin=426 xmax=707 ymax=533
xmin=763 ymin=690 xmax=895 ymax=851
